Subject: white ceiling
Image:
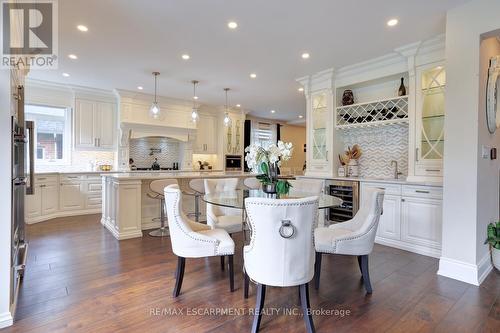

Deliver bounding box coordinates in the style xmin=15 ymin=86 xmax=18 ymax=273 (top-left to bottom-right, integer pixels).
xmin=28 ymin=0 xmax=468 ymax=121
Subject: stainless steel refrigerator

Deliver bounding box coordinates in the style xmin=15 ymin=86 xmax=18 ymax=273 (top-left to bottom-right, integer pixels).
xmin=10 ymin=84 xmax=33 ymax=316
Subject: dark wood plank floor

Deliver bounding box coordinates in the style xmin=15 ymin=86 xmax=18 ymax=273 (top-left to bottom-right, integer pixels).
xmin=2 ymin=214 xmax=500 ymax=332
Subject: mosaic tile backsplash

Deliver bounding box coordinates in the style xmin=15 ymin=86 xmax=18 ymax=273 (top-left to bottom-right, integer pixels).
xmin=340 ymin=124 xmax=408 ymax=178
xmin=129 ymin=137 xmax=181 ymax=169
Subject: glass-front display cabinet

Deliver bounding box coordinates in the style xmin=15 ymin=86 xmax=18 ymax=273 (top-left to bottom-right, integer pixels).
xmin=311 ymin=92 xmax=328 ymax=161
xmin=415 ymin=63 xmax=445 ymax=177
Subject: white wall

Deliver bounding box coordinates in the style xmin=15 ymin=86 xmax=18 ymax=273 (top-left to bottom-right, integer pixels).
xmin=439 ymin=0 xmax=500 ymax=285
xmin=0 ymin=71 xmax=13 ymax=327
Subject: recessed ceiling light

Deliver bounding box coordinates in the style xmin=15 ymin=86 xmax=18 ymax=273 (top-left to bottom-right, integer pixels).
xmin=250 ymin=73 xmax=257 ymax=79
xmin=387 ymin=18 xmax=398 ymax=27
xmin=236 ymin=104 xmax=241 ymax=108
xmin=68 ymin=54 xmax=78 ymax=60
xmin=181 ymin=54 xmax=190 ymax=60
xmin=137 ymin=86 xmax=143 ymax=90
xmin=228 ymin=21 xmax=238 ymax=29
xmin=62 ymin=73 xmax=70 ymax=77
xmin=299 ymin=115 xmax=304 ymax=119
xmin=77 ymin=25 xmax=88 ymax=32
xmin=193 ymin=96 xmax=198 ymax=100
xmin=298 ymin=87 xmax=304 ymax=92
xmin=270 ymin=110 xmax=276 ymax=114
xmin=301 ymin=53 xmax=310 ymax=59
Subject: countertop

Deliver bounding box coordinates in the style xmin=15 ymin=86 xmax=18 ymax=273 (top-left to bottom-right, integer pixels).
xmin=100 ymin=171 xmax=254 ymax=180
xmin=35 ymin=169 xmax=224 ymax=175
xmin=297 ymin=175 xmax=443 ymax=187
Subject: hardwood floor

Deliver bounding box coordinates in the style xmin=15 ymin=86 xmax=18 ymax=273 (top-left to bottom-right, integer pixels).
xmin=3 ymin=214 xmax=500 ymax=332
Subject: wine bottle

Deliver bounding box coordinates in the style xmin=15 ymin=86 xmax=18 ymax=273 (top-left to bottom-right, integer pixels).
xmin=398 ymin=77 xmax=407 ymax=96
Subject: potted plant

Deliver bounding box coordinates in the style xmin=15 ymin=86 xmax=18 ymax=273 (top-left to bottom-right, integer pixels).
xmin=245 ymin=141 xmax=293 ymax=195
xmin=485 ymin=221 xmax=500 ymax=270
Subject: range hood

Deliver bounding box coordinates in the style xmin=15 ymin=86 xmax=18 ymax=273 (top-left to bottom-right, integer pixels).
xmin=121 ymin=122 xmax=194 ymax=142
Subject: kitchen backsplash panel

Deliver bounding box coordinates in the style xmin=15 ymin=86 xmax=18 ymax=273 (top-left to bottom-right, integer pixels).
xmin=129 ymin=137 xmax=181 ymax=169
xmin=340 ymin=124 xmax=408 ymax=178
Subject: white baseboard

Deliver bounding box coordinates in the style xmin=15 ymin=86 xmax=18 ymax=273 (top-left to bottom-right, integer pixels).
xmin=375 ymin=237 xmax=441 ymax=258
xmin=26 ymin=208 xmax=101 ymax=224
xmin=438 ymin=253 xmax=493 ymax=286
xmin=0 ymin=312 xmax=13 ymax=329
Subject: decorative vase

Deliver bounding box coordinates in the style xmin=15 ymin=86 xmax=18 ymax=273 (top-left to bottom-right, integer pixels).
xmin=262 ymin=183 xmax=277 ymax=194
xmin=262 ymin=162 xmax=278 ymax=194
xmin=342 ymin=90 xmax=354 ymax=106
xmin=493 ymin=248 xmax=500 ymax=271
xmin=347 ymin=160 xmax=359 ymax=177
xmin=338 ymin=166 xmax=346 ymax=177
xmin=398 ymin=77 xmax=407 ymax=96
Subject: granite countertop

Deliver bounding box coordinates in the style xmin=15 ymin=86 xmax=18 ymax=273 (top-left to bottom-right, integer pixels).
xmin=297 ymin=175 xmax=443 ymax=187
xmin=35 ymin=169 xmax=224 ymax=175
xmin=101 ymin=171 xmax=254 ymax=180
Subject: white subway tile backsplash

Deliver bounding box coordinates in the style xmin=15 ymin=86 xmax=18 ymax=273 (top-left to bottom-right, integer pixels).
xmin=340 ymin=124 xmax=408 ymax=178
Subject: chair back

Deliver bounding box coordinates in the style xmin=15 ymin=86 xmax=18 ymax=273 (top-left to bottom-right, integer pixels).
xmin=244 ymin=196 xmax=319 ymax=287
xmin=204 ymin=178 xmax=240 ymax=220
xmin=189 ymin=178 xmax=205 ymax=194
xmin=150 ymin=179 xmax=178 ymax=196
xmin=288 ymin=179 xmax=324 ymax=196
xmin=243 ymin=177 xmax=261 ymax=190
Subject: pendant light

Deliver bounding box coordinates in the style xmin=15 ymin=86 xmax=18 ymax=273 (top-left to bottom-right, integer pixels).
xmin=223 ymin=88 xmax=231 ymax=127
xmin=191 ymin=80 xmax=199 ymax=123
xmin=149 ymin=72 xmax=161 ymax=119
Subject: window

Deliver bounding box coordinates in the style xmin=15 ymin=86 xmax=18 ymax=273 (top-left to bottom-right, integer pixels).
xmin=25 ymin=104 xmax=71 ymax=165
xmin=251 ymin=121 xmax=276 ymax=148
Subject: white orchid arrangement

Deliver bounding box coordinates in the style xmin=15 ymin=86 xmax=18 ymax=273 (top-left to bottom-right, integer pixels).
xmin=245 ymin=141 xmax=294 ymax=194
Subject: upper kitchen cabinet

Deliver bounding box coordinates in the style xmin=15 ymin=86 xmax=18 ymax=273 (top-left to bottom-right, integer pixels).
xmin=297 ymin=69 xmax=335 ymax=177
xmin=74 ymin=97 xmax=116 ymax=151
xmin=414 ymin=62 xmax=445 ymax=178
xmin=224 ymin=112 xmax=245 ymax=155
xmin=194 ymin=113 xmax=217 ymax=154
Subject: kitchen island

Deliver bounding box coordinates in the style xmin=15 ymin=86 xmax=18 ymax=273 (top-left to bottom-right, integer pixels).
xmin=101 ymin=171 xmax=254 ymax=240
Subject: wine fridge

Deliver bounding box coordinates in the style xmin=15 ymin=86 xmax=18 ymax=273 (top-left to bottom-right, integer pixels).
xmin=328 ymin=180 xmax=359 ymax=223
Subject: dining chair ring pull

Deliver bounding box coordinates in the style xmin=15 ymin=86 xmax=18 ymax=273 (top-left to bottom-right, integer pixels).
xmin=279 ymin=219 xmax=295 ymax=239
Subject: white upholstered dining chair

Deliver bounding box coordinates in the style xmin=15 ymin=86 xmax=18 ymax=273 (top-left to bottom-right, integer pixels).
xmin=288 ymin=178 xmax=324 ymax=195
xmin=204 ymin=178 xmax=243 ymax=235
xmin=243 ymin=196 xmax=319 ymax=333
xmin=313 ymin=188 xmax=384 ymax=293
xmin=164 ymin=184 xmax=235 ymax=297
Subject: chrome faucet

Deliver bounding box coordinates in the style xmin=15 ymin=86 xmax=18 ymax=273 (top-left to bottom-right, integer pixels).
xmin=390 ymin=160 xmax=403 ymax=179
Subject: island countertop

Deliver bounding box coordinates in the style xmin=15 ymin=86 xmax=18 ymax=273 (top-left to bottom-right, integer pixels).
xmin=102 ymin=171 xmax=254 ymax=181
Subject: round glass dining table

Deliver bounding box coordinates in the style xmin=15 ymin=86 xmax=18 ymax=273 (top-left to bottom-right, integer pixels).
xmin=202 ymin=189 xmax=343 ymax=210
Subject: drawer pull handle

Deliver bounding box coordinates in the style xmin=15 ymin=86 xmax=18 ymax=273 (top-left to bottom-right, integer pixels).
xmin=376 ymin=187 xmax=385 ymax=190
xmin=38 ymin=177 xmax=46 ymax=180
xmin=425 ymin=169 xmax=440 ymax=172
xmin=67 ymin=176 xmax=78 ymax=179
xmin=415 ymin=190 xmax=430 ymax=194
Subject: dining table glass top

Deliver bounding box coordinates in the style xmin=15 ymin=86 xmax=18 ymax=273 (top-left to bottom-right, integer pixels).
xmin=202 ymin=189 xmax=342 ymax=210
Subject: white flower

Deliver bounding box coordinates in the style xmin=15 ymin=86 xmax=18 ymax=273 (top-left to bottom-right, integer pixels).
xmin=244 ymin=141 xmax=294 ymax=173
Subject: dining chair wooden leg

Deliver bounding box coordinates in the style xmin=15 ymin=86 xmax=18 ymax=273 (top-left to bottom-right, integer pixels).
xmin=299 ymin=283 xmax=316 ymax=333
xmin=244 ymin=269 xmax=250 ymax=299
xmin=314 ymin=252 xmax=322 ymax=290
xmin=357 ymin=255 xmax=363 ymax=278
xmin=251 ymin=284 xmax=266 ymax=333
xmin=173 ymin=256 xmax=185 ymax=297
xmin=220 ymin=256 xmax=225 ymax=271
xmin=228 ymin=255 xmax=234 ymax=292
xmin=360 ymin=255 xmax=372 ymax=294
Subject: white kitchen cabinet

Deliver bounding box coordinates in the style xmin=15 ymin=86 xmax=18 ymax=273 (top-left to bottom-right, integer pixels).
xmin=25 ymin=187 xmax=42 ymax=219
xmin=376 ymin=194 xmax=401 ymax=241
xmin=41 ymin=183 xmax=59 ymax=215
xmin=411 ymin=62 xmax=446 ymax=179
xmin=360 ymin=181 xmax=442 ymax=258
xmin=74 ymin=98 xmax=116 ymax=150
xmin=401 ymin=196 xmax=442 ymax=250
xmin=59 ymin=182 xmax=85 ymax=211
xmin=224 ymin=112 xmax=245 ymax=155
xmin=194 ymin=114 xmax=217 ymax=154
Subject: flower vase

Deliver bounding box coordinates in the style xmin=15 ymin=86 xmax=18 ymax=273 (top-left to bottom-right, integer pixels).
xmin=262 ymin=162 xmax=278 ymax=194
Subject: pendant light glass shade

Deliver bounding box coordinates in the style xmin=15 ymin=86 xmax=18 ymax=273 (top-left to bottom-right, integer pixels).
xmin=191 ymin=80 xmax=199 ymax=123
xmin=223 ymin=88 xmax=231 ymax=127
xmin=149 ymin=72 xmax=161 ymax=119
